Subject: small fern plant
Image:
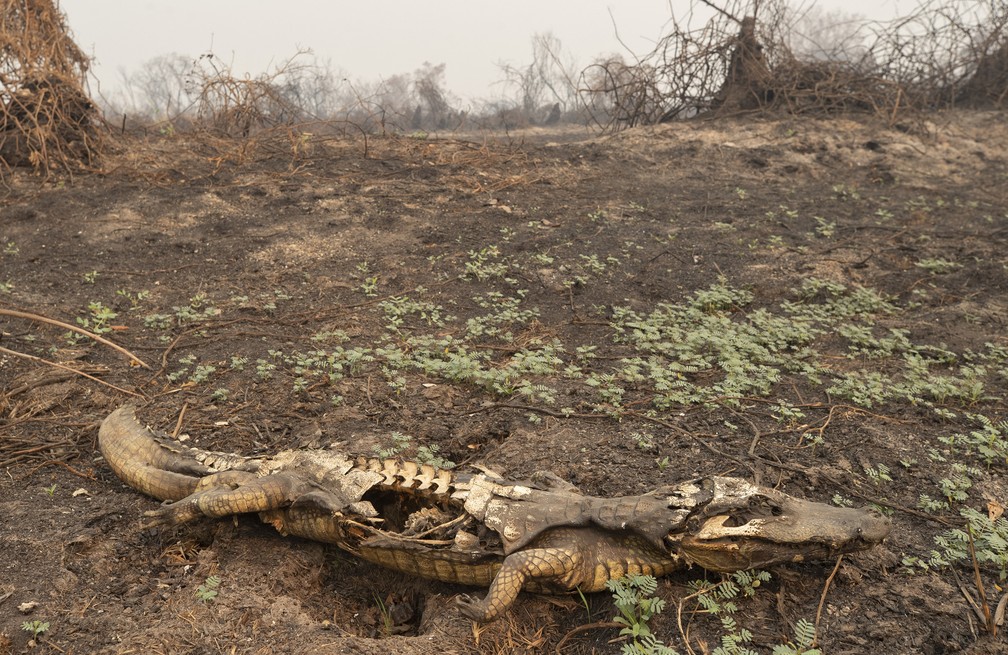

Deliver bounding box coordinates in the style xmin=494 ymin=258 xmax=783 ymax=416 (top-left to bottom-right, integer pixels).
xmin=607 ymin=573 xmax=679 ymax=655
xmin=195 ymin=575 xmax=220 ymax=602
xmin=772 ymin=618 xmax=821 ymax=655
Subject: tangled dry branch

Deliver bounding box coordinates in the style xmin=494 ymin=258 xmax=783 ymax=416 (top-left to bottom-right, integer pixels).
xmin=0 ymin=0 xmax=103 ymax=176
xmin=579 ymin=0 xmax=1008 ymax=131
xmin=187 ymin=53 xmax=309 ymax=137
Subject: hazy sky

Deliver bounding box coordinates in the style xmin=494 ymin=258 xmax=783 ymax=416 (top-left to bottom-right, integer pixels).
xmin=62 ymin=0 xmax=907 ymax=104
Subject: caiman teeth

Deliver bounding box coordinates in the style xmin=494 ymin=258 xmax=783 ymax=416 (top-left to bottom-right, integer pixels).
xmin=696 ymin=514 xmax=764 ymax=537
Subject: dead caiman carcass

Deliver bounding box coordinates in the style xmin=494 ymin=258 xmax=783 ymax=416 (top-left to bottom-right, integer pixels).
xmin=98 ymin=405 xmax=891 ymax=622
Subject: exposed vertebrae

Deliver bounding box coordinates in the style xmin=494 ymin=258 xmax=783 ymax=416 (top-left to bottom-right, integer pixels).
xmin=355 ymin=456 xmax=457 ymax=494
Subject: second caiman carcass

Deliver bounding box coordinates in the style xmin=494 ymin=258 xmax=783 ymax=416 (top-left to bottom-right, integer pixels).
xmin=98 ymin=405 xmax=891 ymax=622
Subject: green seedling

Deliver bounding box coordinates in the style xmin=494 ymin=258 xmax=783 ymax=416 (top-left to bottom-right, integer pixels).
xmin=195 ymin=575 xmax=220 ymax=602
xmin=21 ymin=620 xmax=49 ymax=640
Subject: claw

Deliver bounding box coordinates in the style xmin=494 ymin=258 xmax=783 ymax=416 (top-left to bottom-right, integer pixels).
xmin=455 ymin=594 xmax=485 ymax=622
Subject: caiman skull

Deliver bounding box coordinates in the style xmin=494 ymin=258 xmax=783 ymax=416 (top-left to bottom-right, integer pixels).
xmin=669 ymin=477 xmax=891 ymax=571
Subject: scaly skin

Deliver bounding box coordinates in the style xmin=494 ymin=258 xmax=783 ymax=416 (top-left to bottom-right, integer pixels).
xmin=98 ymin=405 xmax=892 ymax=623
xmin=97 ymin=408 xmax=205 ymax=501
xmin=455 ymin=528 xmax=680 ymax=622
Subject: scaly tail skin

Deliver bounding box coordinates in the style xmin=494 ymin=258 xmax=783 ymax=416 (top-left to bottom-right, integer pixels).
xmin=98 ymin=405 xmax=208 ymax=501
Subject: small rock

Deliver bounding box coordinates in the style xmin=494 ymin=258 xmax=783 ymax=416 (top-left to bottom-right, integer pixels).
xmin=18 ymin=600 xmax=38 ymax=613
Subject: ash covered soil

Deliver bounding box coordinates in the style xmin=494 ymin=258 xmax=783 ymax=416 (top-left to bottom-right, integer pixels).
xmin=1 ymin=113 xmax=1007 ymax=654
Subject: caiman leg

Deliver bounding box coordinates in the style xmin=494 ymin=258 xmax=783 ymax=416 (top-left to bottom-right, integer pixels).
xmin=143 ymin=471 xmax=305 ymax=527
xmin=456 ymin=547 xmax=583 ymax=622
xmin=456 ymin=528 xmax=680 ymax=622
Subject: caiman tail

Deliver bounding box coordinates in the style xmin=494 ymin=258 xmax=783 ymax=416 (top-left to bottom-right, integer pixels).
xmin=98 ymin=405 xmax=210 ymax=501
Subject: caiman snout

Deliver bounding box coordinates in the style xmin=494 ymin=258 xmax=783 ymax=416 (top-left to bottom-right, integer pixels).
xmin=856 ymin=507 xmax=893 ymax=544
xmin=674 ymin=478 xmax=893 ymax=572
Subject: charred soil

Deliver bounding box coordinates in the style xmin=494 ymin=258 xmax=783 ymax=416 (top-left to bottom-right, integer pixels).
xmin=2 ymin=113 xmax=1007 ymax=654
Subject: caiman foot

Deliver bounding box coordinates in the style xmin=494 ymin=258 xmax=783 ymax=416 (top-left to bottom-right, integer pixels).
xmin=456 ymin=593 xmax=494 ymax=622
xmin=456 ymin=546 xmax=584 ymax=622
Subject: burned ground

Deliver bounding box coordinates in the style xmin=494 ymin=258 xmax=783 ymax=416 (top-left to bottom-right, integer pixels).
xmin=1 ymin=113 xmax=1007 ymax=654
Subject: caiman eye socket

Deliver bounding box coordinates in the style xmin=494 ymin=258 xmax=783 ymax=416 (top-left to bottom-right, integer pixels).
xmin=722 ymin=514 xmax=745 ymax=527
xmin=746 ymin=495 xmax=783 ymax=517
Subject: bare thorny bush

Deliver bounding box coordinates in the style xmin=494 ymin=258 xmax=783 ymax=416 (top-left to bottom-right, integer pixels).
xmin=490 ymin=33 xmax=582 ymax=130
xmin=185 ymin=53 xmax=308 ymax=137
xmin=877 ymin=0 xmax=1008 ymax=108
xmin=110 ymin=51 xmax=472 ymax=139
xmin=580 ymin=0 xmax=1008 ymax=131
xmin=107 ymin=0 xmax=1006 ymax=138
xmin=3 ymin=0 xmax=1006 ymax=177
xmin=197 ymin=58 xmax=464 ymax=136
xmin=0 ymin=0 xmax=103 ymax=177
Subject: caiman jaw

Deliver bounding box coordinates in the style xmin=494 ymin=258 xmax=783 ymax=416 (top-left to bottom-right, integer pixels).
xmin=672 ymin=480 xmax=892 ymax=572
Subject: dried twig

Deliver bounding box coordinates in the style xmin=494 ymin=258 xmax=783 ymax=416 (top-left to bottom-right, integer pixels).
xmin=967 ymin=524 xmax=995 ymax=634
xmin=0 ymin=308 xmax=151 ymax=369
xmin=0 ymin=345 xmax=143 ymax=398
xmin=813 ymin=555 xmax=843 ymax=646
xmin=555 ymin=621 xmax=621 ymax=654
xmin=951 ymin=567 xmax=989 ymax=626
xmin=676 ymin=581 xmax=731 ymax=655
xmin=172 ymin=402 xmax=189 ymax=439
